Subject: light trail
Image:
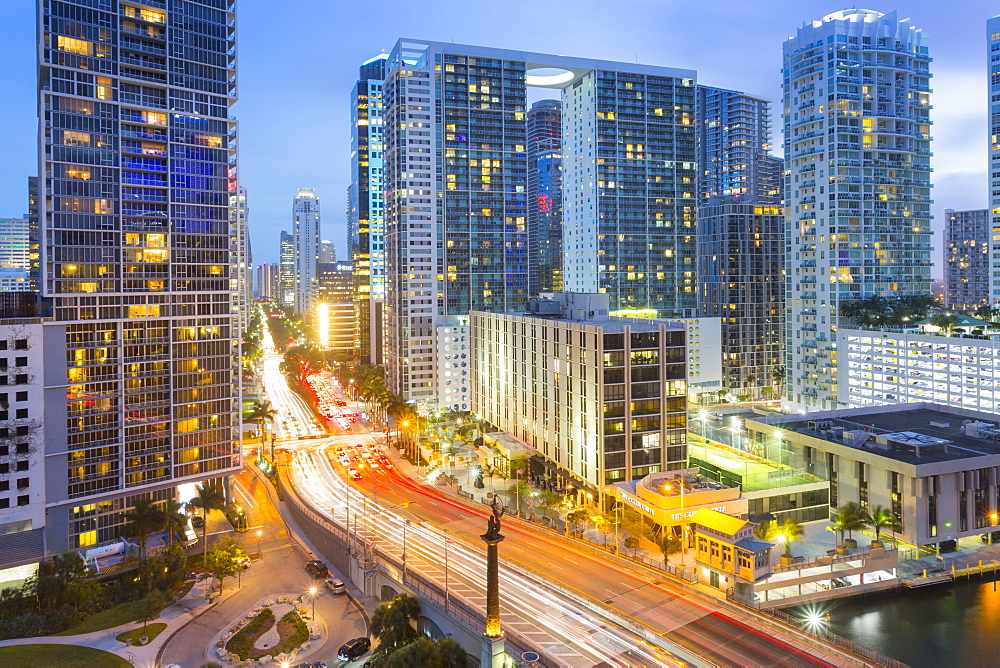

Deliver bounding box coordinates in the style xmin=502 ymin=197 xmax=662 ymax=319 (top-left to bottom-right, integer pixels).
xmin=290 ymin=446 xmax=690 ymax=668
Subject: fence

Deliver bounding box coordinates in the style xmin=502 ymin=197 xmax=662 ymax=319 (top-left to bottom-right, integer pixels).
xmin=726 ymin=589 xmax=909 ymax=668
xmin=487 ymin=498 xmax=698 ymax=584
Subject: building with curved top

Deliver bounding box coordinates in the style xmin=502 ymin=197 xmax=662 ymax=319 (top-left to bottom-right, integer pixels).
xmin=783 ymin=9 xmax=933 ymax=413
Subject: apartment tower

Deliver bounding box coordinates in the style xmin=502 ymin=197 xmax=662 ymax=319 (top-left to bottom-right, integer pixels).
xmin=944 ymin=208 xmax=989 ymax=311
xmin=782 ymin=9 xmax=933 ymax=411
xmin=38 ymin=0 xmax=239 ymax=553
xmin=696 ymin=87 xmax=785 ymax=398
xmin=381 ymin=39 xmax=697 ymax=401
xmin=292 ymin=188 xmax=320 ymax=314
xmin=988 ymin=17 xmax=1000 ymax=307
xmin=348 ymin=54 xmax=388 ymax=365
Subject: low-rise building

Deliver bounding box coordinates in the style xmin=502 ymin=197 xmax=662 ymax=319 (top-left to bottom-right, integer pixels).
xmin=746 ymin=402 xmax=1000 ymax=549
xmin=435 ymin=319 xmax=469 ymax=411
xmin=840 ymin=326 xmax=1000 ymax=413
xmin=612 ymin=469 xmax=746 ymax=539
xmin=691 ymin=508 xmax=772 ymax=593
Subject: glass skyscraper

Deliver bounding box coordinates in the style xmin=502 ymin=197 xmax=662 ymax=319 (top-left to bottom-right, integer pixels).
xmin=38 ymin=0 xmax=239 ymax=552
xmin=380 ymin=39 xmax=697 ymax=401
xmin=526 ymin=99 xmax=563 ymax=295
xmin=944 ymin=208 xmax=990 ymax=311
xmin=348 ymin=54 xmax=388 ymax=365
xmin=292 ymin=188 xmax=320 ymax=314
xmin=783 ymin=9 xmax=932 ymax=412
xmin=988 ymin=17 xmax=1000 ymax=307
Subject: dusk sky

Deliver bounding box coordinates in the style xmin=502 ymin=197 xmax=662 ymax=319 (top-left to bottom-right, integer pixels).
xmin=0 ymin=1 xmax=996 ymax=270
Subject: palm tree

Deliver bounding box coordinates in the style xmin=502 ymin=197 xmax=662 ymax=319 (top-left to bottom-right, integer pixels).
xmin=828 ymin=502 xmax=866 ymax=549
xmin=161 ymin=498 xmax=189 ymax=547
xmin=247 ymin=399 xmax=278 ymax=460
xmin=863 ymin=505 xmax=901 ymax=545
xmin=124 ymin=499 xmax=165 ymax=560
xmin=190 ymin=482 xmax=226 ymax=558
xmin=772 ymin=518 xmax=805 ymax=558
xmin=930 ymin=313 xmax=961 ymax=335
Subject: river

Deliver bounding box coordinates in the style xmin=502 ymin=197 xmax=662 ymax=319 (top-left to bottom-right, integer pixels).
xmin=786 ymin=575 xmax=1000 ymax=667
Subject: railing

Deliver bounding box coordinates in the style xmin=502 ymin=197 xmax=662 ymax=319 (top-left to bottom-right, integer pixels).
xmin=281 ymin=465 xmax=556 ymax=665
xmin=772 ymin=544 xmax=898 ymax=574
xmin=727 ymin=589 xmax=908 ymax=668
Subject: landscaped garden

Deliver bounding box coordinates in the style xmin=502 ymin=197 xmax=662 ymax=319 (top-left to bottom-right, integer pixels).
xmin=220 ymin=599 xmax=311 ymax=663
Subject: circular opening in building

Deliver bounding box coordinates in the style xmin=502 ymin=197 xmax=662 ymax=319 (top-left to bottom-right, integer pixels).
xmin=525 ymin=68 xmax=575 ymax=87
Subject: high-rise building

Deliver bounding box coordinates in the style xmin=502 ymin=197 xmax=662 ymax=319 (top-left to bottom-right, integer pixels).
xmin=254 ymin=263 xmax=279 ymax=301
xmin=27 ymin=177 xmax=40 ymax=293
xmin=38 ymin=0 xmax=239 ymax=553
xmin=318 ymin=261 xmax=354 ymax=303
xmin=526 ymin=99 xmax=563 ymax=295
xmin=231 ymin=186 xmax=252 ymax=334
xmin=349 ymin=54 xmax=388 ymax=367
xmin=381 ymin=39 xmax=697 ymax=402
xmin=292 ymin=188 xmax=320 ymax=313
xmin=989 ymin=17 xmax=1000 ymax=307
xmin=279 ymin=230 xmax=295 ymax=307
xmin=698 ymin=202 xmax=785 ymax=397
xmin=696 ymin=87 xmax=778 ymax=205
xmin=0 ymin=218 xmax=30 ymax=272
xmin=944 ymin=208 xmax=989 ymax=311
xmin=695 ymin=87 xmax=784 ymax=398
xmin=318 ymin=240 xmax=336 ymax=264
xmin=783 ymin=9 xmax=933 ymax=412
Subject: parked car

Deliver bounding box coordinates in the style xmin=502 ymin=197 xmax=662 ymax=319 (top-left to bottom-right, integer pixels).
xmin=305 ymin=560 xmax=329 ymax=579
xmin=338 ymin=637 xmax=371 ymax=662
xmin=191 ymin=516 xmax=205 ymax=529
xmin=938 ymin=539 xmax=958 ymax=553
xmin=982 ymin=531 xmax=1000 ymax=543
xmin=325 ymin=577 xmax=345 ymax=594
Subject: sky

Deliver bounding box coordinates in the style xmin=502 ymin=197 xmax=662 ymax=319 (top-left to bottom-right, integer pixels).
xmin=0 ymin=1 xmax=996 ymax=270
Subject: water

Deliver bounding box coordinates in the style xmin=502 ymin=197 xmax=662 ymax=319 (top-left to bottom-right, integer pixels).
xmin=786 ymin=576 xmax=1000 ymax=667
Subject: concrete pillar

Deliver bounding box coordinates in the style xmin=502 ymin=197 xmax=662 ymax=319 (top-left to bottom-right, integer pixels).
xmin=481 ymin=633 xmax=506 ymax=668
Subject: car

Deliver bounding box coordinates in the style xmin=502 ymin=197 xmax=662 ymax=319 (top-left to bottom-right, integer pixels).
xmin=191 ymin=516 xmax=205 ymax=528
xmin=325 ymin=577 xmax=346 ymax=594
xmin=348 ymin=468 xmax=362 ymax=480
xmin=305 ymin=560 xmax=329 ymax=579
xmin=338 ymin=637 xmax=371 ymax=662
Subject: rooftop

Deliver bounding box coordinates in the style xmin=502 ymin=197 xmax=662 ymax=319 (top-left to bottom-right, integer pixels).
xmin=755 ymin=404 xmax=1000 ymax=466
xmin=691 ymin=508 xmax=749 ymax=536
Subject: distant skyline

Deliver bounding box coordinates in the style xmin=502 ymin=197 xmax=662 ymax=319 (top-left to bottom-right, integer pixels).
xmin=0 ymin=1 xmax=995 ymax=271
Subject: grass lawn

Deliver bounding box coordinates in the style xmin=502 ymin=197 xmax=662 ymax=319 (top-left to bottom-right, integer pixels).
xmin=115 ymin=622 xmax=167 ymax=646
xmin=0 ymin=644 xmax=131 ymax=667
xmin=50 ymin=593 xmax=175 ymax=637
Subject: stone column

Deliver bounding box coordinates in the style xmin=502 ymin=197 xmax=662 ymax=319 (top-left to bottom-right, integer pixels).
xmin=481 ymin=534 xmax=506 ymax=667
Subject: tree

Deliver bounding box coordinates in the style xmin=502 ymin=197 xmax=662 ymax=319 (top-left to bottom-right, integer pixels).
xmin=620 ymin=508 xmax=653 ymax=556
xmin=658 ymin=534 xmax=683 ymax=566
xmin=161 ymin=498 xmax=189 ymax=547
xmin=124 ymin=499 xmax=165 ymax=561
xmin=930 ymin=313 xmax=961 ymax=335
xmin=371 ymin=593 xmax=421 ymax=650
xmin=771 ymin=518 xmax=804 ymax=558
xmin=828 ymin=502 xmax=865 ymax=547
xmin=863 ymin=505 xmax=902 ymax=544
xmin=567 ymin=509 xmax=590 ymax=535
xmin=190 ymin=482 xmax=227 ymax=558
xmin=508 ymin=481 xmax=531 ymax=516
xmin=536 ymin=490 xmax=562 ymax=522
xmin=384 ymin=636 xmax=467 ymax=668
xmin=203 ymin=537 xmax=247 ymax=592
xmin=135 ymin=589 xmax=170 ymax=633
xmin=246 ymin=399 xmax=277 ymax=455
xmin=592 ymin=511 xmax=616 ymax=547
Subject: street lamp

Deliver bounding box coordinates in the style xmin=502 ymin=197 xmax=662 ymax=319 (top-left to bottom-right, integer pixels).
xmin=666 ymin=475 xmax=687 ymax=567
xmin=308 ymin=585 xmax=318 ymax=621
xmin=256 ymin=529 xmax=263 ymax=557
xmin=991 ymin=513 xmax=998 ymax=545
xmin=402 ymin=518 xmax=411 ymax=583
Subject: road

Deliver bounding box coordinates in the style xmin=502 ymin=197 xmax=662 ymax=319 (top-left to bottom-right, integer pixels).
xmin=290 ymin=433 xmax=838 ymax=668
xmin=259 ymin=332 xmax=837 ymax=667
xmin=259 ymin=323 xmax=325 ymax=441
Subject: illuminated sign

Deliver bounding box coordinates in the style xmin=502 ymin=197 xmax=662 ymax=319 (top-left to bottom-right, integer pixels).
xmin=619 ymin=492 xmax=655 ymax=516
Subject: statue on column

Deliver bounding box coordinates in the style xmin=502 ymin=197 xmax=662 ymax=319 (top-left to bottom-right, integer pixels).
xmin=484 ymin=496 xmax=505 ymax=540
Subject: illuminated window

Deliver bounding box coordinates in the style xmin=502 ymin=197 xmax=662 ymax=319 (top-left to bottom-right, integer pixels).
xmin=57 ymin=36 xmax=92 ymax=55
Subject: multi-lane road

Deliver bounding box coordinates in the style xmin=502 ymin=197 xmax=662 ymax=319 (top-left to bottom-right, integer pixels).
xmin=257 ymin=339 xmax=844 ymax=667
